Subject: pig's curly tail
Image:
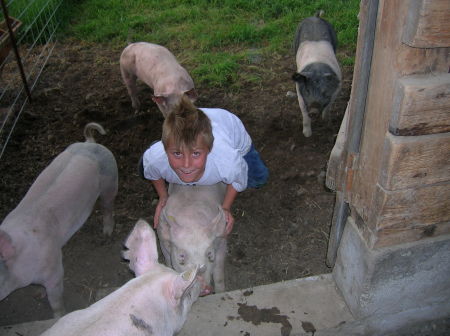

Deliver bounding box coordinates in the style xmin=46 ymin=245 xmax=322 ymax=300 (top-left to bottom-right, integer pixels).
xmin=315 ymin=10 xmax=325 ymax=18
xmin=84 ymin=122 xmax=106 ymax=143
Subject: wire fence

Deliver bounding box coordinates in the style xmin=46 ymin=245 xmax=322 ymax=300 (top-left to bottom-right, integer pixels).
xmin=0 ymin=0 xmax=63 ymax=159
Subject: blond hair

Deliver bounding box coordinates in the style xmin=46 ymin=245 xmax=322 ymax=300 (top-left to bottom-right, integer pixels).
xmin=162 ymin=95 xmax=213 ymax=151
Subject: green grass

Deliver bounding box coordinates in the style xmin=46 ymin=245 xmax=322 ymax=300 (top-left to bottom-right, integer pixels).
xmin=60 ymin=0 xmax=360 ymax=87
xmin=6 ymin=0 xmax=63 ymax=44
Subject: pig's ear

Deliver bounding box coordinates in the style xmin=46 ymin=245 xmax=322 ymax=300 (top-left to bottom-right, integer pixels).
xmin=122 ymin=219 xmax=158 ymax=276
xmin=158 ymin=208 xmax=171 ymax=241
xmin=213 ymin=205 xmax=226 ymax=236
xmin=299 ymin=70 xmax=313 ymax=78
xmin=152 ymin=95 xmax=167 ymax=107
xmin=292 ymin=72 xmax=306 ymax=83
xmin=170 ymin=264 xmax=201 ymax=305
xmin=184 ymin=88 xmax=198 ymax=102
xmin=0 ymin=230 xmax=15 ymax=261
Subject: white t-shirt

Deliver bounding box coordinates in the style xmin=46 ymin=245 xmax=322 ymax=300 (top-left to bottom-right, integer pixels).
xmin=142 ymin=108 xmax=252 ymax=192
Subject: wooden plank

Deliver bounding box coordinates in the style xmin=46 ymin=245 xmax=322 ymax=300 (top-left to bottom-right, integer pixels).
xmin=350 ymin=0 xmax=409 ymax=226
xmin=350 ymin=0 xmax=450 ymax=240
xmin=374 ymin=220 xmax=450 ymax=248
xmin=395 ymin=46 xmax=449 ymax=77
xmin=379 ymin=132 xmax=450 ymax=190
xmin=390 ymin=74 xmax=450 ymax=136
xmin=372 ymin=182 xmax=450 ymax=232
xmin=402 ymin=0 xmax=450 ymax=48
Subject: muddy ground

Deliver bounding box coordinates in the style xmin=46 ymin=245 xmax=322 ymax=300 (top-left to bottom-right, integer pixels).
xmin=0 ymin=40 xmax=352 ymax=326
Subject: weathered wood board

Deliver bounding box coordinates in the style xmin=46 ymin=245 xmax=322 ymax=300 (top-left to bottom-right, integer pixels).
xmin=402 ymin=0 xmax=450 ymax=48
xmin=379 ymin=132 xmax=450 ymax=190
xmin=390 ymin=74 xmax=450 ymax=136
xmin=346 ymin=0 xmax=450 ymax=247
xmin=370 ymin=183 xmax=450 ymax=248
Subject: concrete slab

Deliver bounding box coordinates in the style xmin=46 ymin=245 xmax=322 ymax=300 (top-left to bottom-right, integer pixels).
xmin=180 ymin=273 xmax=353 ymax=336
xmin=0 ymin=273 xmax=353 ymax=336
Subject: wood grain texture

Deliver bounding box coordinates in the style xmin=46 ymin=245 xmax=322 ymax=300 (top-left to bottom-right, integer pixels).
xmin=390 ymin=74 xmax=450 ymax=136
xmin=379 ymin=132 xmax=450 ymax=190
xmin=374 ymin=182 xmax=450 ymax=229
xmin=402 ymin=0 xmax=450 ymax=48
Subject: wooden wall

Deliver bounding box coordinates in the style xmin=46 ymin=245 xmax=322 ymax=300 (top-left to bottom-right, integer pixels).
xmin=348 ymin=0 xmax=450 ymax=248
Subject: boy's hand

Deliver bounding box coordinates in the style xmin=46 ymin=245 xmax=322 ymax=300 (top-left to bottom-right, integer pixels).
xmin=154 ymin=196 xmax=168 ymax=228
xmin=222 ymin=208 xmax=235 ymax=236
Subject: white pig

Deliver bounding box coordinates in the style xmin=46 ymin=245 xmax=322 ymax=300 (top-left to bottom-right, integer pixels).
xmin=292 ymin=12 xmax=342 ymax=137
xmin=0 ymin=122 xmax=118 ymax=317
xmin=120 ymin=42 xmax=198 ymax=117
xmin=158 ymin=183 xmax=228 ymax=296
xmin=40 ymin=219 xmax=201 ymax=336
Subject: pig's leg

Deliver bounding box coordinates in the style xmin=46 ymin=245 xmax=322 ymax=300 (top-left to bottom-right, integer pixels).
xmin=42 ymin=253 xmax=65 ymax=317
xmin=99 ymin=176 xmax=117 ymax=236
xmin=120 ymin=68 xmax=141 ymax=112
xmin=321 ymin=104 xmax=332 ymax=126
xmin=213 ymin=238 xmax=227 ymax=293
xmin=295 ymin=82 xmax=312 ymax=137
xmin=322 ymin=83 xmax=341 ymax=121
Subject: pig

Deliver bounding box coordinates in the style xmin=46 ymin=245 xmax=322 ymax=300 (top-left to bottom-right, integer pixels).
xmin=0 ymin=122 xmax=118 ymax=317
xmin=120 ymin=42 xmax=198 ymax=117
xmin=158 ymin=183 xmax=228 ymax=296
xmin=292 ymin=11 xmax=342 ymax=137
xmin=40 ymin=219 xmax=202 ymax=336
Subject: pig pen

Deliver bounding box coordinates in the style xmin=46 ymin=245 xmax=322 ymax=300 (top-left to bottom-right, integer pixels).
xmin=0 ymin=40 xmax=352 ymax=325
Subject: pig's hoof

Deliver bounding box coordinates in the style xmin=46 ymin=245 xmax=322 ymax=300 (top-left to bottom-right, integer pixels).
xmin=286 ymin=91 xmax=297 ymax=98
xmin=303 ymin=129 xmax=312 ymax=137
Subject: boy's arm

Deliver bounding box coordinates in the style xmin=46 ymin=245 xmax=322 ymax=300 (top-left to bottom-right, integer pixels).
xmin=151 ymin=178 xmax=168 ymax=229
xmin=222 ymin=184 xmax=238 ymax=235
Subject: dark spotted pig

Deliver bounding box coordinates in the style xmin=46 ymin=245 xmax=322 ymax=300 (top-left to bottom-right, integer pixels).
xmin=292 ymin=12 xmax=341 ymax=137
xmin=0 ymin=123 xmax=118 ymax=317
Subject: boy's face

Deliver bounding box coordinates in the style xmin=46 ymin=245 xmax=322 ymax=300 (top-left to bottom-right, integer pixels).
xmin=166 ymin=136 xmax=209 ymax=183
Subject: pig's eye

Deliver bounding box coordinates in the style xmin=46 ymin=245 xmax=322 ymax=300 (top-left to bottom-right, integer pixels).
xmin=206 ymin=248 xmax=215 ymax=262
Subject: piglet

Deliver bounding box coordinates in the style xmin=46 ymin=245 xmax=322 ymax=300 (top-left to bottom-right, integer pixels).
xmin=158 ymin=183 xmax=228 ymax=296
xmin=120 ymin=42 xmax=198 ymax=117
xmin=0 ymin=122 xmax=118 ymax=317
xmin=40 ymin=219 xmax=201 ymax=336
xmin=292 ymin=11 xmax=341 ymax=137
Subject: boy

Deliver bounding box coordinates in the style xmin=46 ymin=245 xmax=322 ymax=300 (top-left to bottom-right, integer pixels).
xmin=140 ymin=95 xmax=268 ymax=235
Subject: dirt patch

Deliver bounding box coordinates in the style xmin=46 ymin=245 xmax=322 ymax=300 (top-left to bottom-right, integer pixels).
xmin=0 ymin=40 xmax=351 ymax=325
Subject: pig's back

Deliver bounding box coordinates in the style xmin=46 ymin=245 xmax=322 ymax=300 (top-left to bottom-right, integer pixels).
xmin=295 ymin=40 xmax=341 ymax=77
xmin=168 ymin=183 xmax=226 ymax=206
xmin=294 ymin=16 xmax=337 ymax=53
xmin=123 ymin=42 xmax=185 ymax=87
xmin=66 ymin=142 xmax=117 ymax=177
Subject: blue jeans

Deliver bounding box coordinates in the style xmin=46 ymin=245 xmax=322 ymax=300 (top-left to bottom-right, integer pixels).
xmin=244 ymin=144 xmax=269 ymax=188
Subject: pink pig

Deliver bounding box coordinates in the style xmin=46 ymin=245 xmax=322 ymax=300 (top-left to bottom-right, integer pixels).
xmin=40 ymin=219 xmax=201 ymax=336
xmin=158 ymin=183 xmax=228 ymax=296
xmin=0 ymin=123 xmax=118 ymax=317
xmin=120 ymin=42 xmax=198 ymax=117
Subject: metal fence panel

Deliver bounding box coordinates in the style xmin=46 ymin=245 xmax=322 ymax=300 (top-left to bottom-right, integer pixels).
xmin=0 ymin=0 xmax=62 ymax=159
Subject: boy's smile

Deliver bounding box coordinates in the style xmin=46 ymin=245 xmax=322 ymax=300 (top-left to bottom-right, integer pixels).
xmin=166 ymin=137 xmax=209 ymax=183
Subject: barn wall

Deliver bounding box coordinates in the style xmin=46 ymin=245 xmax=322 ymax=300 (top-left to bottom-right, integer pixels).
xmin=349 ymin=0 xmax=450 ymax=248
xmin=332 ymin=0 xmax=450 ymax=325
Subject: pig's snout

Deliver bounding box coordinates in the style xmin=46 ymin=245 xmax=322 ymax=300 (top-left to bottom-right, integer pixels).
xmin=200 ymin=284 xmax=214 ymax=296
xmin=196 ymin=271 xmax=213 ymax=296
xmin=308 ymin=103 xmax=321 ymax=113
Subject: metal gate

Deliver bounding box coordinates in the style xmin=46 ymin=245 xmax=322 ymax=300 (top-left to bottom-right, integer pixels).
xmin=0 ymin=0 xmax=63 ymax=159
